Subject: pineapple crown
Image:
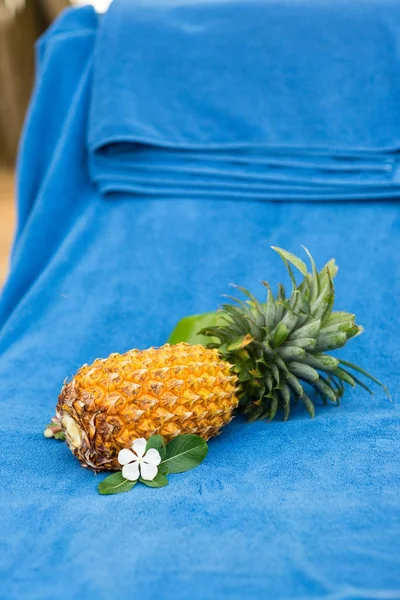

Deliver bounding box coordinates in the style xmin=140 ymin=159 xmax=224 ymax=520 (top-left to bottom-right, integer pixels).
xmin=201 ymin=247 xmax=389 ymax=421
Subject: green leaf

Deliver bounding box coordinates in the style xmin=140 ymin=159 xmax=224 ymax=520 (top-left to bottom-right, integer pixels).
xmin=98 ymin=472 xmax=136 ymax=495
xmin=279 ymin=383 xmax=291 ymax=421
xmin=319 ymin=259 xmax=338 ymax=285
xmin=262 ymin=282 xmax=276 ymax=332
xmin=168 ymin=313 xmax=221 ymax=346
xmin=314 ymin=375 xmax=338 ymax=403
xmin=302 ymin=247 xmax=319 ymax=303
xmin=344 ymin=372 xmax=374 ymax=396
xmin=301 ymin=392 xmax=316 ymax=418
xmin=245 ymin=403 xmax=265 ymax=422
xmin=159 ymin=463 xmax=169 ymax=476
xmin=313 ymin=331 xmax=347 ymax=352
xmin=275 ymin=356 xmax=289 ymax=372
xmin=277 ymin=345 xmax=306 ymax=360
xmin=334 ymin=367 xmax=356 ymax=387
xmin=283 ymin=401 xmax=290 ymax=421
xmin=323 ymin=311 xmax=354 ymax=326
xmin=329 ymin=375 xmax=345 ymax=399
xmin=338 ymin=359 xmax=391 ymax=399
xmin=280 ymin=308 xmax=299 ymax=334
xmin=279 ymin=382 xmax=291 ymax=404
xmin=272 ymin=322 xmax=289 ymax=347
xmin=289 ymin=318 xmax=321 ymax=340
xmin=162 ymin=434 xmax=208 ymax=474
xmin=270 ymin=362 xmax=281 ymax=385
xmin=269 ymin=391 xmax=279 ymax=421
xmin=275 ymin=284 xmax=286 ymax=322
xmin=286 ymin=373 xmax=304 ymax=398
xmin=319 ymin=319 xmax=356 ymax=336
xmin=223 ymin=294 xmax=254 ymax=320
xmin=337 ymin=366 xmax=376 ymax=394
xmin=271 ymin=246 xmax=308 ymax=277
xmin=227 ymin=334 xmax=254 ymax=352
xmin=310 ymin=280 xmax=332 ymax=318
xmin=288 ymin=361 xmax=319 ymax=382
xmin=297 ymin=352 xmax=339 ymax=372
xmin=232 ymin=284 xmax=265 ymax=320
xmin=289 ymin=337 xmax=316 ymax=349
xmin=146 ymin=434 xmax=166 ymax=460
xmin=140 ymin=466 xmax=169 ymax=488
xmin=344 ymin=324 xmax=363 ymax=341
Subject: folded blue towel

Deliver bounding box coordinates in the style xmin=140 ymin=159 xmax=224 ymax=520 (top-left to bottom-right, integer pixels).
xmin=88 ymin=0 xmax=400 ymax=200
xmin=1 ymin=4 xmax=399 ymax=600
xmin=90 ymin=0 xmax=400 ymax=151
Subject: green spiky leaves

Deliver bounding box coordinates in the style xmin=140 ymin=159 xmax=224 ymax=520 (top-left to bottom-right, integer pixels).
xmin=200 ymin=247 xmax=389 ymax=422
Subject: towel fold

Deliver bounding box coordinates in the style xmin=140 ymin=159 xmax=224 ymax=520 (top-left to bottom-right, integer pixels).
xmin=89 ymin=0 xmax=400 ymax=201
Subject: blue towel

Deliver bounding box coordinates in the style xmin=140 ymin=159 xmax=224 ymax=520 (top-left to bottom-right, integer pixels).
xmin=0 ymin=4 xmax=399 ymax=600
xmin=88 ymin=0 xmax=400 ymax=200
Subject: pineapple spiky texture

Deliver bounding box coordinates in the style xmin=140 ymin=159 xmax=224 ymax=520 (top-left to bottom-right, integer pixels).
xmin=54 ymin=247 xmax=388 ymax=472
xmin=56 ymin=343 xmax=238 ymax=471
xmin=201 ymin=246 xmax=389 ymax=421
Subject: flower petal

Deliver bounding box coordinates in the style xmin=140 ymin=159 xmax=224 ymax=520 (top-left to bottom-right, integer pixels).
xmin=122 ymin=461 xmax=140 ymax=481
xmin=131 ymin=438 xmax=147 ymax=458
xmin=140 ymin=462 xmax=158 ymax=481
xmin=118 ymin=448 xmax=136 ymax=466
xmin=143 ymin=448 xmax=162 ymax=466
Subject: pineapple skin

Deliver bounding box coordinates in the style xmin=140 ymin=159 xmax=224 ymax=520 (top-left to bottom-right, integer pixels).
xmin=56 ymin=343 xmax=238 ymax=471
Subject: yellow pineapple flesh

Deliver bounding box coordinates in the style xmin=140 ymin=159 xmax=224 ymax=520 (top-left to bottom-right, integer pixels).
xmin=56 ymin=343 xmax=238 ymax=471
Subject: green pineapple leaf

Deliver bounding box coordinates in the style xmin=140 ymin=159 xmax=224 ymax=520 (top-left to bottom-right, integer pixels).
xmin=339 ymin=359 xmax=391 ymax=399
xmin=271 ymin=246 xmax=308 ymax=276
xmin=169 ymin=246 xmax=389 ymax=421
xmin=272 ymin=322 xmax=289 ymax=347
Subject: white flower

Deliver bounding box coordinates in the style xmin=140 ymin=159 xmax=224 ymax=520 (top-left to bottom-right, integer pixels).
xmin=118 ymin=438 xmax=161 ymax=482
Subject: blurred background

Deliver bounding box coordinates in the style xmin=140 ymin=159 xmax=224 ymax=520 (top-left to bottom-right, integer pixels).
xmin=0 ymin=0 xmax=110 ymax=285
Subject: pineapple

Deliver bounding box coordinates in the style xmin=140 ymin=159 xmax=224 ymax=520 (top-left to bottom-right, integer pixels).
xmin=57 ymin=344 xmax=238 ymax=470
xmin=55 ymin=247 xmax=388 ymax=471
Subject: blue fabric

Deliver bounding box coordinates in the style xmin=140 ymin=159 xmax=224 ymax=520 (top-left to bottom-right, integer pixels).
xmin=88 ymin=0 xmax=400 ymax=201
xmin=1 ymin=4 xmax=400 ymax=600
